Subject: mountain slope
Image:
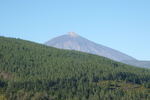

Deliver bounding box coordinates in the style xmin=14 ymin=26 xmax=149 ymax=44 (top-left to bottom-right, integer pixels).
xmin=44 ymin=31 xmax=136 ymax=61
xmin=121 ymin=60 xmax=150 ymax=68
xmin=1 ymin=36 xmax=150 ymax=100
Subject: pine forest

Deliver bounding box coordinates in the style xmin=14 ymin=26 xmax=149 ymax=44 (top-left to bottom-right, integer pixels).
xmin=1 ymin=36 xmax=150 ymax=100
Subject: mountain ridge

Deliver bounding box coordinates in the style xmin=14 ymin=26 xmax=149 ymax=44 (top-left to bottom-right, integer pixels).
xmin=121 ymin=60 xmax=150 ymax=68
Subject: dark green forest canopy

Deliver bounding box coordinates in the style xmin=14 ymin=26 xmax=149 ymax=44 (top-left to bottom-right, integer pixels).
xmin=1 ymin=36 xmax=150 ymax=100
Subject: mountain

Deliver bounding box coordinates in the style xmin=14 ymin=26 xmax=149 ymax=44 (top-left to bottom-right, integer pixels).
xmin=44 ymin=31 xmax=136 ymax=61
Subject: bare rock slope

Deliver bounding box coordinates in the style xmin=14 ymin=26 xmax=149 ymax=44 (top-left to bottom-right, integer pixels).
xmin=44 ymin=31 xmax=136 ymax=61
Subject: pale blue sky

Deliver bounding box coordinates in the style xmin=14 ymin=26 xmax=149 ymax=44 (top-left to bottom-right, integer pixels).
xmin=0 ymin=0 xmax=150 ymax=60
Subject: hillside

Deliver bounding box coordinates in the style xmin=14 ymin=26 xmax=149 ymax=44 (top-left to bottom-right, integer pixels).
xmin=1 ymin=36 xmax=150 ymax=100
xmin=44 ymin=31 xmax=136 ymax=61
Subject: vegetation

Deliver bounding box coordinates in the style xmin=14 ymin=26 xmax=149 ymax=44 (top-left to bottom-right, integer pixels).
xmin=0 ymin=36 xmax=150 ymax=100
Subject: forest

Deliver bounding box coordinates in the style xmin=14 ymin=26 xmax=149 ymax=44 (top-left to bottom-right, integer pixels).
xmin=0 ymin=36 xmax=150 ymax=100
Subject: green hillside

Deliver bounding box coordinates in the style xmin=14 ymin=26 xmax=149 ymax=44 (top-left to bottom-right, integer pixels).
xmin=1 ymin=36 xmax=150 ymax=100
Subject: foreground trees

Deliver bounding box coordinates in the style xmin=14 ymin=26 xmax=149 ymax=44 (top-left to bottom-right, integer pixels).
xmin=0 ymin=36 xmax=150 ymax=100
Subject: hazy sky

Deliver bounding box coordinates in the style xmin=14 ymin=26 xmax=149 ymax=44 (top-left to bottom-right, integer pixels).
xmin=1 ymin=0 xmax=150 ymax=60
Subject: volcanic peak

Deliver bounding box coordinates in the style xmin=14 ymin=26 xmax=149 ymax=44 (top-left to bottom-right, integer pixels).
xmin=66 ymin=31 xmax=79 ymax=37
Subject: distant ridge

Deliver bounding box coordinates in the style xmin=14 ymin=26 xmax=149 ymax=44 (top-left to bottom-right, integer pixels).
xmin=44 ymin=32 xmax=137 ymax=61
xmin=121 ymin=60 xmax=150 ymax=68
